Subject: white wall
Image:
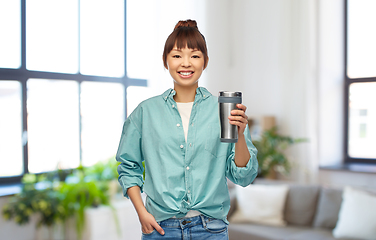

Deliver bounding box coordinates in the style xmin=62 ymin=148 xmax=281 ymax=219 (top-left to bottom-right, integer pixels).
xmin=204 ymin=0 xmax=376 ymax=187
xmin=205 ymin=0 xmax=319 ymax=183
xmin=205 ymin=0 xmax=285 ymax=119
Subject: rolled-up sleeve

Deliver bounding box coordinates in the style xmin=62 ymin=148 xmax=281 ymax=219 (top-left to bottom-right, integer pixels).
xmin=226 ymin=125 xmax=258 ymax=187
xmin=116 ymin=115 xmax=144 ymax=199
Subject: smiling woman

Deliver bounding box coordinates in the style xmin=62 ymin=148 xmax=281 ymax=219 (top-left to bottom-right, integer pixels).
xmin=116 ymin=19 xmax=258 ymax=240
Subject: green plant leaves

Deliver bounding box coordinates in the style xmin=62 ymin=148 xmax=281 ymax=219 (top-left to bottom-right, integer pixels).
xmin=253 ymin=126 xmax=307 ymax=177
xmin=2 ymin=156 xmax=120 ymax=240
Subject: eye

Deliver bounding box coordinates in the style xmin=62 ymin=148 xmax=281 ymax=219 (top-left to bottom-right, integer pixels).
xmin=192 ymin=55 xmax=200 ymax=58
xmin=172 ymin=55 xmax=181 ymax=58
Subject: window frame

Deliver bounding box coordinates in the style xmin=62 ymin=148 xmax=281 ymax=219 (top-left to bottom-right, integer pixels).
xmin=344 ymin=0 xmax=376 ymax=165
xmin=0 ymin=0 xmax=146 ymax=184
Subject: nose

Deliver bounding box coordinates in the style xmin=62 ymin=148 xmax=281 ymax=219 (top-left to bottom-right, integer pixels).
xmin=181 ymin=57 xmax=191 ymax=67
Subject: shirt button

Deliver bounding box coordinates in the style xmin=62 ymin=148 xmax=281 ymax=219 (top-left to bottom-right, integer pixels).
xmin=187 ymin=190 xmax=191 ymax=194
xmin=189 ymin=143 xmax=192 ymax=147
xmin=172 ymin=104 xmax=175 ymax=108
xmin=180 ymin=145 xmax=184 ymax=149
xmin=186 ymin=166 xmax=190 ymax=170
xmin=177 ymin=123 xmax=180 ymax=127
xmin=203 ymin=95 xmax=206 ymax=97
xmin=191 ymin=123 xmax=194 ymax=126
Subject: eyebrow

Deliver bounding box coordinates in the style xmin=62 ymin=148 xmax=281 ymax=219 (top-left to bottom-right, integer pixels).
xmin=171 ymin=48 xmax=200 ymax=52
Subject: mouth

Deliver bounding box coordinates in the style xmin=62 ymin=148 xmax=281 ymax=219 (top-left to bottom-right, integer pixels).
xmin=178 ymin=71 xmax=194 ymax=78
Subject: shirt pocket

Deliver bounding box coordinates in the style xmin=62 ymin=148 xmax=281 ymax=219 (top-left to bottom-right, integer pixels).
xmin=205 ymin=125 xmax=227 ymax=158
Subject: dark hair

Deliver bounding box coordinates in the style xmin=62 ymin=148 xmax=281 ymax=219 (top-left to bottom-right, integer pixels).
xmin=163 ymin=19 xmax=208 ymax=69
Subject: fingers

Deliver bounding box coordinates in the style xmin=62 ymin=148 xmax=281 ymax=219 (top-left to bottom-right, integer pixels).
xmin=140 ymin=211 xmax=165 ymax=235
xmin=228 ymin=104 xmax=248 ymax=133
xmin=142 ymin=222 xmax=165 ymax=235
xmin=142 ymin=226 xmax=154 ymax=234
xmin=229 ymin=104 xmax=248 ymax=123
xmin=228 ymin=115 xmax=248 ymax=125
xmin=152 ymin=222 xmax=165 ymax=235
xmin=236 ymin=104 xmax=247 ymax=112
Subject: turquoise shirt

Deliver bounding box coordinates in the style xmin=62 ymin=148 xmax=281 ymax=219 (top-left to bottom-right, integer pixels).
xmin=116 ymin=87 xmax=258 ymax=223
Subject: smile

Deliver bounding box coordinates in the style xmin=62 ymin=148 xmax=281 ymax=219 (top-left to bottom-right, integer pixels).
xmin=179 ymin=71 xmax=193 ymax=76
xmin=178 ymin=71 xmax=194 ymax=78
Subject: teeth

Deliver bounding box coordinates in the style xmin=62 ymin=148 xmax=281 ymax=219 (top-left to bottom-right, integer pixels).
xmin=180 ymin=72 xmax=193 ymax=76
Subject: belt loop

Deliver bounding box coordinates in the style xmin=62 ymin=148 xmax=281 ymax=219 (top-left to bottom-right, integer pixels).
xmin=199 ymin=215 xmax=206 ymax=228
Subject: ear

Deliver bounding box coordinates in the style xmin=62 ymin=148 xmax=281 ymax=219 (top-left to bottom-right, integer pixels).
xmin=163 ymin=56 xmax=169 ymax=69
xmin=203 ymin=56 xmax=209 ymax=70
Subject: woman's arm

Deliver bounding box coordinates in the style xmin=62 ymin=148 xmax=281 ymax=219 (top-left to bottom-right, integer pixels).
xmin=127 ymin=186 xmax=165 ymax=235
xmin=229 ymin=104 xmax=251 ymax=167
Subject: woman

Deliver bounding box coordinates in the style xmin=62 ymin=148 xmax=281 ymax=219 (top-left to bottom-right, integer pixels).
xmin=116 ymin=19 xmax=258 ymax=240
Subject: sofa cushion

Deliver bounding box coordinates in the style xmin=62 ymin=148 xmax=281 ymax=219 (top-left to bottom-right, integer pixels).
xmin=284 ymin=184 xmax=320 ymax=226
xmin=228 ymin=224 xmax=359 ymax=240
xmin=313 ymin=187 xmax=343 ymax=229
xmin=287 ymin=228 xmax=361 ymax=240
xmin=230 ymin=184 xmax=289 ymax=226
xmin=229 ymin=223 xmax=311 ymax=240
xmin=333 ymin=186 xmax=376 ymax=239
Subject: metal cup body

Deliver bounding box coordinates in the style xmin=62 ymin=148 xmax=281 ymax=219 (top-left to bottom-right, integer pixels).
xmin=218 ymin=91 xmax=242 ymax=143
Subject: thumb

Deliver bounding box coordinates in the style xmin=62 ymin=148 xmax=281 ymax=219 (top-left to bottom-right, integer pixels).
xmin=152 ymin=222 xmax=165 ymax=235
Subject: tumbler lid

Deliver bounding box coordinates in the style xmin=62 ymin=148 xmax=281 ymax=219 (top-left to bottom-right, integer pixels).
xmin=218 ymin=91 xmax=242 ymax=103
xmin=219 ymin=91 xmax=242 ymax=97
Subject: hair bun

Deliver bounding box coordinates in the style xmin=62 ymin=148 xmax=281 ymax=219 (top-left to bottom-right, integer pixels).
xmin=174 ymin=19 xmax=198 ymax=30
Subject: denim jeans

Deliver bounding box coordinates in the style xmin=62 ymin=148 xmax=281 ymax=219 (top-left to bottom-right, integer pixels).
xmin=141 ymin=215 xmax=229 ymax=240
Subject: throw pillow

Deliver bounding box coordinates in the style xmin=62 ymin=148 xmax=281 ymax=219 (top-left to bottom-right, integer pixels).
xmin=332 ymin=186 xmax=376 ymax=239
xmin=284 ymin=184 xmax=321 ymax=226
xmin=229 ymin=184 xmax=289 ymax=226
xmin=313 ymin=187 xmax=343 ymax=229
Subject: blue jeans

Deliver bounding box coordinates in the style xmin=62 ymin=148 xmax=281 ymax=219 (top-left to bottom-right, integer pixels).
xmin=141 ymin=215 xmax=229 ymax=240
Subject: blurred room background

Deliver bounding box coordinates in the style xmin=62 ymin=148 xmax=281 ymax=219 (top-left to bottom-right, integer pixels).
xmin=1 ymin=0 xmax=375 ymax=239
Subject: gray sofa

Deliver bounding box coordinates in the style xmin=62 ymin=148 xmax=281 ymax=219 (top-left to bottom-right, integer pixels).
xmin=227 ymin=179 xmax=363 ymax=240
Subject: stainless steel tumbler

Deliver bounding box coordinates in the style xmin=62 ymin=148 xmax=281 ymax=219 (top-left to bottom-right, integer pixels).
xmin=218 ymin=91 xmax=242 ymax=143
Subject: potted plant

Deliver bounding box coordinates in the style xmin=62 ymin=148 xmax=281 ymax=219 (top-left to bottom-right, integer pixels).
xmin=58 ymin=179 xmax=111 ymax=239
xmin=2 ymin=174 xmax=67 ymax=240
xmin=83 ymin=156 xmax=121 ymax=200
xmin=58 ymin=163 xmax=119 ymax=240
xmin=252 ymin=126 xmax=307 ymax=178
xmin=2 ymin=162 xmax=118 ymax=240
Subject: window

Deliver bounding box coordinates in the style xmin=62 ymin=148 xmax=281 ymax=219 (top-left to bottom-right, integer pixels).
xmin=26 ymin=0 xmax=79 ymax=73
xmin=27 ymin=79 xmax=80 ymax=173
xmin=0 ymin=81 xmax=23 ymax=177
xmin=80 ymin=81 xmax=125 ymax=167
xmin=0 ymin=1 xmax=21 ymax=69
xmin=0 ymin=0 xmax=146 ymax=184
xmin=345 ymin=0 xmax=376 ymax=164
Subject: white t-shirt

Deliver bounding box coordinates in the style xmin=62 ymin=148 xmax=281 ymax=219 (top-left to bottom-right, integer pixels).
xmin=176 ymin=102 xmax=194 ymax=142
xmin=176 ymin=101 xmax=201 ymax=218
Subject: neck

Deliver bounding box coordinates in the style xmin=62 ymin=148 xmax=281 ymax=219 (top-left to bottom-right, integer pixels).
xmin=173 ymin=84 xmax=197 ymax=103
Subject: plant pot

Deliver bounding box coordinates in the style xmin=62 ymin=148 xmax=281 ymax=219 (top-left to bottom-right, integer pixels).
xmin=265 ymin=168 xmax=277 ymax=180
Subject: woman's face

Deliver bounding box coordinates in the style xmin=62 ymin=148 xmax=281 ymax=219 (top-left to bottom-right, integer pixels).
xmin=166 ymin=45 xmax=206 ymax=88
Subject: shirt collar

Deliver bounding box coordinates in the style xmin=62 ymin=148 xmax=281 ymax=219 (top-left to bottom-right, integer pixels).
xmin=162 ymin=88 xmax=176 ymax=101
xmin=162 ymin=87 xmax=212 ymax=102
xmin=196 ymin=87 xmax=212 ymax=100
